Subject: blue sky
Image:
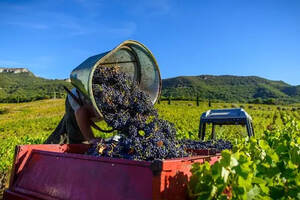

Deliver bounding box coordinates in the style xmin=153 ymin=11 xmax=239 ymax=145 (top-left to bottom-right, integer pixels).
xmin=0 ymin=0 xmax=299 ymax=85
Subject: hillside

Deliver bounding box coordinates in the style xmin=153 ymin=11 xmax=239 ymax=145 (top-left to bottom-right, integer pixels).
xmin=0 ymin=72 xmax=71 ymax=103
xmin=1 ymin=71 xmax=300 ymax=104
xmin=162 ymin=75 xmax=300 ymax=104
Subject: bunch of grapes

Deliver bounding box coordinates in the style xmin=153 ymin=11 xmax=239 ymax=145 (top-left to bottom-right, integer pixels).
xmin=88 ymin=65 xmax=231 ymax=161
xmin=87 ymin=118 xmax=188 ymax=160
xmin=92 ymin=66 xmax=157 ymax=132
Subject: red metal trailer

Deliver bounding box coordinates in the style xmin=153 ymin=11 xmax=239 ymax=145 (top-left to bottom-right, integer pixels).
xmin=3 ymin=144 xmax=221 ymax=200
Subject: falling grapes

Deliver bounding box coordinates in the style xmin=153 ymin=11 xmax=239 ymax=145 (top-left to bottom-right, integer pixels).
xmin=88 ymin=65 xmax=232 ymax=161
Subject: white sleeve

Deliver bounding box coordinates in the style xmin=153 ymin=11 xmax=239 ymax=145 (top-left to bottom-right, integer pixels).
xmin=68 ymin=88 xmax=101 ymax=121
xmin=68 ymin=88 xmax=81 ymax=112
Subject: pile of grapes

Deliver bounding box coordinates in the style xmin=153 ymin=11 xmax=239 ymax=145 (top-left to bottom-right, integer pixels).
xmin=88 ymin=66 xmax=232 ymax=161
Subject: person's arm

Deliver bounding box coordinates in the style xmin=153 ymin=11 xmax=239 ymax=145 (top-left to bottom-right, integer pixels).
xmin=75 ymin=104 xmax=96 ymax=143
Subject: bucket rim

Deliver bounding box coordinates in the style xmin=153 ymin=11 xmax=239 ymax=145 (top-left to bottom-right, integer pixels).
xmin=88 ymin=40 xmax=162 ymax=118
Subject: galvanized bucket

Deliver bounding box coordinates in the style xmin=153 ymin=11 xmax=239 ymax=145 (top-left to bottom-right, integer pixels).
xmin=70 ymin=40 xmax=162 ymax=118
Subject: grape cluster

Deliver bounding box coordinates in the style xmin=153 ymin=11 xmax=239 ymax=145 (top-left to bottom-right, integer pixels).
xmin=89 ymin=65 xmax=231 ymax=161
xmin=92 ymin=66 xmax=157 ymax=132
xmin=87 ymin=118 xmax=188 ymax=160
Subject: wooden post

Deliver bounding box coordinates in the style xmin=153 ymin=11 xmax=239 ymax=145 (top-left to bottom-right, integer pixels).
xmin=211 ymin=124 xmax=215 ymax=140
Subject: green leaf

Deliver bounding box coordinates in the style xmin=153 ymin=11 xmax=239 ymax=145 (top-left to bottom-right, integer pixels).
xmin=230 ymin=156 xmax=239 ymax=167
xmin=252 ymin=177 xmax=265 ymax=184
xmin=221 ymin=150 xmax=231 ymax=167
xmin=221 ymin=167 xmax=230 ymax=183
xmin=259 ymin=183 xmax=269 ymax=194
xmin=247 ymin=185 xmax=260 ymax=200
xmin=259 ymin=140 xmax=270 ymax=150
xmin=211 ymin=162 xmax=221 ymax=180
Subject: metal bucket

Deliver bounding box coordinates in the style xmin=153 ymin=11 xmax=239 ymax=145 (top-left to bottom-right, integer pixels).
xmin=70 ymin=40 xmax=162 ymax=117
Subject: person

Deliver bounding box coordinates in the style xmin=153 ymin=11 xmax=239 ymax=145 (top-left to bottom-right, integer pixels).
xmin=44 ymin=88 xmax=102 ymax=144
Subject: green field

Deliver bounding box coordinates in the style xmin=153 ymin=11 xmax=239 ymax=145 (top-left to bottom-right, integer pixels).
xmin=0 ymin=99 xmax=299 ymax=198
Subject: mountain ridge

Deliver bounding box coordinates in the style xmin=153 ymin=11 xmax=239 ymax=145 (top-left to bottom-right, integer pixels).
xmin=0 ymin=70 xmax=299 ymax=104
xmin=162 ymin=75 xmax=300 ymax=104
xmin=163 ymin=74 xmax=298 ymax=86
xmin=0 ymin=71 xmax=71 ymax=103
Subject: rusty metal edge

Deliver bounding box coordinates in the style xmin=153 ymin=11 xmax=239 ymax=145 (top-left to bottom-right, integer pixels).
xmin=3 ymin=189 xmax=40 ymax=200
xmin=8 ymin=145 xmax=20 ymax=188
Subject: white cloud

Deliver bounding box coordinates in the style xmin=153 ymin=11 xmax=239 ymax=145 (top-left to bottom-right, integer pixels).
xmin=146 ymin=0 xmax=172 ymax=15
xmin=127 ymin=0 xmax=172 ymax=16
xmin=0 ymin=56 xmax=53 ymax=72
xmin=6 ymin=22 xmax=49 ymax=30
xmin=0 ymin=60 xmax=27 ymax=67
xmin=29 ymin=56 xmax=54 ymax=70
xmin=105 ymin=22 xmax=137 ymax=38
xmin=73 ymin=0 xmax=103 ymax=9
xmin=1 ymin=1 xmax=137 ymax=38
